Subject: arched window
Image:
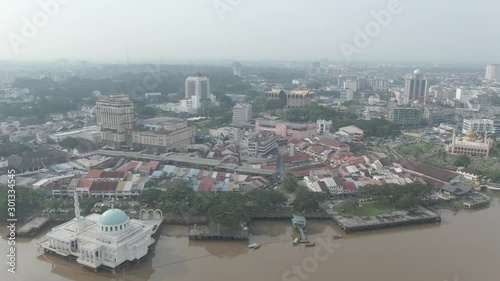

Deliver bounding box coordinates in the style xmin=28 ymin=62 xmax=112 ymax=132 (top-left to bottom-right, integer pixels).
xmin=115 ymin=226 xmax=118 ymax=231
xmin=105 ymin=227 xmax=108 ymax=232
xmin=119 ymin=225 xmax=122 ymax=230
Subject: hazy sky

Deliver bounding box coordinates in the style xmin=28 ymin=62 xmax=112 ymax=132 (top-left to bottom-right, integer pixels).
xmin=1 ymin=0 xmax=499 ymax=63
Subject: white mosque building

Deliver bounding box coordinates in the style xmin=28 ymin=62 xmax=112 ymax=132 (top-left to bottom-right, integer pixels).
xmin=38 ymin=193 xmax=162 ymax=270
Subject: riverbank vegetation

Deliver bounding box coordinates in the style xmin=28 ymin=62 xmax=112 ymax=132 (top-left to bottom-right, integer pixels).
xmin=139 ymin=185 xmax=289 ymax=227
xmin=336 ymin=200 xmax=397 ymax=217
xmin=336 ymin=183 xmax=435 ymax=217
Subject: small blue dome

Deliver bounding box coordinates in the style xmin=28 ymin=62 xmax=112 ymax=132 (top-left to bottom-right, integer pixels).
xmin=99 ymin=209 xmax=128 ymax=226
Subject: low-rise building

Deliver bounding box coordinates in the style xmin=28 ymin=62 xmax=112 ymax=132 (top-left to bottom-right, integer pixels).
xmin=337 ymin=125 xmax=364 ymax=140
xmin=7 ymin=146 xmax=70 ymax=173
xmin=131 ymin=117 xmax=195 ymax=153
xmin=316 ymin=119 xmax=332 ymax=134
xmin=246 ymin=133 xmax=277 ymax=157
xmin=256 ymin=119 xmax=315 ymax=140
xmin=49 ymin=126 xmax=101 ymax=143
xmin=457 ymin=167 xmax=481 ymax=182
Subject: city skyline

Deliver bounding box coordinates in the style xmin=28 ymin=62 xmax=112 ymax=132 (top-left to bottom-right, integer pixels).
xmin=1 ymin=0 xmax=500 ymax=64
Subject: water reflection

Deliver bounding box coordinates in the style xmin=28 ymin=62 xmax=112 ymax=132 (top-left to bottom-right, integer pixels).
xmin=187 ymin=240 xmax=248 ymax=259
xmin=248 ymin=220 xmax=287 ymax=236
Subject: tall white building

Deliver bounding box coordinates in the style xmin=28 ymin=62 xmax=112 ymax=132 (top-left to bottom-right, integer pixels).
xmin=368 ymin=79 xmax=388 ymax=90
xmin=404 ymin=69 xmax=428 ymax=104
xmin=343 ymin=80 xmax=360 ymax=92
xmin=455 ymin=88 xmax=474 ymax=103
xmin=96 ymin=94 xmax=134 ymax=147
xmin=232 ymin=102 xmax=252 ymax=126
xmin=485 ymin=64 xmax=500 ymax=81
xmin=131 ymin=117 xmax=195 ymax=152
xmin=185 ymin=73 xmax=215 ymax=102
xmin=38 ymin=193 xmax=162 ymax=270
xmin=462 ymin=118 xmax=495 ymax=134
xmin=232 ymin=62 xmax=242 ymax=77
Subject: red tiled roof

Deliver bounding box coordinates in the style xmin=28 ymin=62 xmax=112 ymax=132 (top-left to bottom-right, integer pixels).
xmin=261 ymin=165 xmax=276 ymax=171
xmin=316 ymin=136 xmax=348 ymax=148
xmin=101 ymin=171 xmax=127 ymax=178
xmin=286 ymin=163 xmax=332 ymax=177
xmin=397 ymin=159 xmax=458 ymax=183
xmin=90 ymin=181 xmax=118 ymax=192
xmin=198 ymin=177 xmax=215 ymax=192
xmin=149 ymin=161 xmax=160 ymax=170
xmin=77 ymin=179 xmax=93 ymax=188
xmin=342 ymin=181 xmax=358 ymax=192
xmin=345 ymin=156 xmax=366 ymax=165
xmin=286 ymin=152 xmax=309 ymax=163
xmin=85 ymin=170 xmax=102 ymax=178
xmin=329 ymin=151 xmax=354 ymax=161
xmin=117 ymin=161 xmax=139 ymax=172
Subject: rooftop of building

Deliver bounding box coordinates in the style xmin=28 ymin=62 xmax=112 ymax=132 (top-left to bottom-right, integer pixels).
xmin=187 ymin=72 xmax=208 ymax=78
xmin=266 ymin=88 xmax=314 ymax=96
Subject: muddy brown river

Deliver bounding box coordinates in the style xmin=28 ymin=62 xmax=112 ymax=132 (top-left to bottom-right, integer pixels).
xmin=2 ymin=192 xmax=500 ymax=281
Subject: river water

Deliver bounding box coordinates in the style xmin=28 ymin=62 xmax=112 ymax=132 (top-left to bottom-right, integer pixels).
xmin=2 ymin=192 xmax=500 ymax=281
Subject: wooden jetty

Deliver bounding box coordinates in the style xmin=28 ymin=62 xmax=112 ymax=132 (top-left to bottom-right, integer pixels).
xmin=250 ymin=212 xmax=332 ymax=221
xmin=16 ymin=217 xmax=50 ymax=237
xmin=332 ymin=205 xmax=441 ymax=233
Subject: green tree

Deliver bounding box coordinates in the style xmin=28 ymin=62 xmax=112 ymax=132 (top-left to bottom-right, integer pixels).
xmin=138 ymin=188 xmax=163 ymax=208
xmin=454 ymin=155 xmax=471 ymax=167
xmin=264 ymin=99 xmax=285 ymax=112
xmin=395 ymin=194 xmax=417 ymax=209
xmin=359 ymin=183 xmax=434 ymax=209
xmin=59 ymin=137 xmax=80 ymax=150
xmin=283 ymin=176 xmax=299 ymax=192
xmin=207 ymin=192 xmax=249 ymax=227
xmin=219 ymin=95 xmax=233 ymax=108
xmin=246 ymin=189 xmax=286 ymax=206
xmin=79 ymin=197 xmax=99 ymax=214
xmin=292 ymin=186 xmax=320 ymax=212
xmin=207 ymin=200 xmax=249 ymax=227
xmin=251 ymin=96 xmax=267 ymax=114
xmin=0 ymin=185 xmax=48 ymax=218
xmin=339 ymin=198 xmax=359 ymax=213
xmin=0 ymin=141 xmax=31 ymax=157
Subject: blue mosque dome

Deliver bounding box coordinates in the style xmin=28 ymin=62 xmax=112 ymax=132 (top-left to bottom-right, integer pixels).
xmin=99 ymin=209 xmax=129 ymax=226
